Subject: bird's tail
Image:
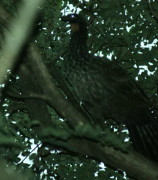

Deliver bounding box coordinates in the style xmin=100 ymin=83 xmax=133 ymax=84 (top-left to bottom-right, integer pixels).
xmin=127 ymin=110 xmax=158 ymax=161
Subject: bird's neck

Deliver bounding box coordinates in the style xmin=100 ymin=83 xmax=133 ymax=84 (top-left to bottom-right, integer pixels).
xmin=69 ymin=31 xmax=88 ymax=55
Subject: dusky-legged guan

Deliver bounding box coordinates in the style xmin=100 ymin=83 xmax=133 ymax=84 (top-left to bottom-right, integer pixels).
xmin=60 ymin=13 xmax=158 ymax=161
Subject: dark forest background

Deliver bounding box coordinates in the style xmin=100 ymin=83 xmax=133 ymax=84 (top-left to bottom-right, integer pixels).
xmin=0 ymin=0 xmax=158 ymax=179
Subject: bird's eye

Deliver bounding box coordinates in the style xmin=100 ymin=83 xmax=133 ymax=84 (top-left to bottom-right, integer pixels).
xmin=70 ymin=14 xmax=75 ymax=18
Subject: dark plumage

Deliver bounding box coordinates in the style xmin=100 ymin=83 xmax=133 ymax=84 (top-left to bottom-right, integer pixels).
xmin=61 ymin=14 xmax=158 ymax=161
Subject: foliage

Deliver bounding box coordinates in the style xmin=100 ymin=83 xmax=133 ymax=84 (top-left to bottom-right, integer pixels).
xmin=0 ymin=0 xmax=158 ymax=179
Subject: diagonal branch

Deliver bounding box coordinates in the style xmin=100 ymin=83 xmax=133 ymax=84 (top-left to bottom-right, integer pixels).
xmin=27 ymin=43 xmax=90 ymax=128
xmin=0 ymin=0 xmax=44 ymax=86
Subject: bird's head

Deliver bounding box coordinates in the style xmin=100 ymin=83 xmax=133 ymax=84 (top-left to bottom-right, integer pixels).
xmin=61 ymin=14 xmax=87 ymax=33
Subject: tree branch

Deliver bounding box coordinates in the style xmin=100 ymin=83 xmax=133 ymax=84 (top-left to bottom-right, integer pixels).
xmin=26 ymin=43 xmax=90 ymax=128
xmin=0 ymin=0 xmax=44 ymax=86
xmin=6 ymin=89 xmax=49 ymax=102
xmin=41 ymin=131 xmax=158 ymax=180
xmin=0 ymin=2 xmax=53 ymax=128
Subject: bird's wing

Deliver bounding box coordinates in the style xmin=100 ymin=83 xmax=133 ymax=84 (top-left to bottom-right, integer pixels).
xmin=94 ymin=58 xmax=149 ymax=104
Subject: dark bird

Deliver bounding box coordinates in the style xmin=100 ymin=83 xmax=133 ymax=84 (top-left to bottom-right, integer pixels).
xmin=61 ymin=13 xmax=158 ymax=161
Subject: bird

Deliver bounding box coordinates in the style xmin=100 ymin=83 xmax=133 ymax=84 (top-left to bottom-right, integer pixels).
xmin=60 ymin=13 xmax=158 ymax=161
